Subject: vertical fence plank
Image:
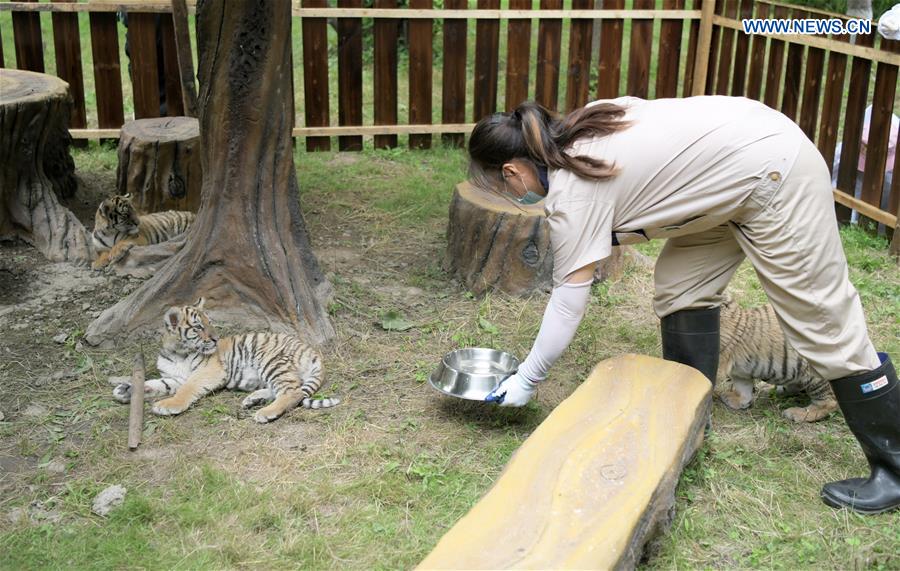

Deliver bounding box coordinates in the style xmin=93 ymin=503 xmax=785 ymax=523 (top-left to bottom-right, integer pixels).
xmin=744 ymin=0 xmax=767 ymax=100
xmin=714 ymin=0 xmax=737 ymax=95
xmin=51 ymin=0 xmax=86 ymax=136
xmin=656 ymin=0 xmax=685 ymax=99
xmin=474 ymin=0 xmax=501 ymax=120
xmin=797 ymin=19 xmax=825 ymax=141
xmin=12 ymin=0 xmax=44 ymax=72
xmin=374 ymin=0 xmax=399 ymax=149
xmin=691 ymin=0 xmax=715 ymax=95
xmin=729 ymin=0 xmax=752 ymax=96
xmin=535 ymin=0 xmax=563 ymax=110
xmin=442 ymin=0 xmax=467 ymax=146
xmin=89 ymin=12 xmax=125 ymax=133
xmin=890 ymin=118 xmax=900 ymax=251
xmin=597 ymin=0 xmax=625 ymax=99
xmin=858 ymin=39 xmax=899 ymax=226
xmin=703 ymin=0 xmax=723 ymax=94
xmin=779 ymin=8 xmax=805 ymax=120
xmin=302 ymin=0 xmax=331 ymax=151
xmin=338 ymin=0 xmax=363 ymax=151
xmin=1 ymin=26 xmax=5 ymax=67
xmin=817 ymin=31 xmax=848 ymax=171
xmin=627 ymin=0 xmax=653 ymax=98
xmin=506 ymin=0 xmax=532 ymax=110
xmin=835 ymin=31 xmax=876 ymax=224
xmin=762 ymin=4 xmax=788 ymax=109
xmin=682 ymin=0 xmax=701 ymax=97
xmin=565 ymin=0 xmax=593 ymax=110
xmin=158 ymin=14 xmax=184 ymax=117
xmin=409 ymin=0 xmax=433 ymax=148
xmin=128 ymin=13 xmax=161 ymax=119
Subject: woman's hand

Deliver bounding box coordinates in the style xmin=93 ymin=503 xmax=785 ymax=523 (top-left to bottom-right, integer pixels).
xmin=485 ymin=373 xmax=537 ymax=407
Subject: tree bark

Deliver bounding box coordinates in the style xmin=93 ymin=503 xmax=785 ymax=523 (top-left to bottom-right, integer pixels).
xmin=117 ymin=117 xmax=202 ymax=213
xmin=85 ymin=0 xmax=333 ymax=346
xmin=0 ymin=70 xmax=91 ymax=263
xmin=444 ymin=182 xmax=553 ymax=296
xmin=444 ymin=181 xmax=642 ymax=296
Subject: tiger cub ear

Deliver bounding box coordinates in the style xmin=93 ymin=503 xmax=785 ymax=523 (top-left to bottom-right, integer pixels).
xmin=121 ymin=193 xmax=132 ymax=201
xmin=164 ymin=307 xmax=181 ymax=331
xmin=193 ymin=297 xmax=206 ymax=310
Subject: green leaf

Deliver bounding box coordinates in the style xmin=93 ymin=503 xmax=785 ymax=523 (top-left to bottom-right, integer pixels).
xmin=379 ymin=310 xmax=413 ymax=332
xmin=478 ymin=317 xmax=499 ymax=335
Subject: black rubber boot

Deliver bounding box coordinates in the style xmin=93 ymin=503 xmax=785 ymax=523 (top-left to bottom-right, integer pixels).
xmin=660 ymin=307 xmax=721 ymax=385
xmin=821 ymin=353 xmax=900 ymax=514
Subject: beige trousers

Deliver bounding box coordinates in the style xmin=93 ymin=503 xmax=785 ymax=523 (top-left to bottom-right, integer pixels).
xmin=653 ymin=139 xmax=880 ymax=380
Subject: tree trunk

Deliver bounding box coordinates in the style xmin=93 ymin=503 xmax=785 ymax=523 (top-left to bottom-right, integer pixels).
xmin=85 ymin=0 xmax=333 ymax=346
xmin=0 ymin=70 xmax=91 ymax=263
xmin=117 ymin=117 xmax=202 ymax=213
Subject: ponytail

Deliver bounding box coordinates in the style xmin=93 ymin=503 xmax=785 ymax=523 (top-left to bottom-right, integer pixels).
xmin=467 ymin=101 xmax=630 ymax=190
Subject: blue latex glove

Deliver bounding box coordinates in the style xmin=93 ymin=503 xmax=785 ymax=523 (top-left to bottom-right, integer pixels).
xmin=485 ymin=373 xmax=537 ymax=407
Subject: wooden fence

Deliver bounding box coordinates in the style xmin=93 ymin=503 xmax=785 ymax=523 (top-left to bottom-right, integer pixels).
xmin=1 ymin=0 xmax=899 ymax=250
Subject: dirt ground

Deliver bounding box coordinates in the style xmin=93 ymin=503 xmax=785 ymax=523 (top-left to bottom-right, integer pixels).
xmin=2 ymin=150 xmax=898 ymax=569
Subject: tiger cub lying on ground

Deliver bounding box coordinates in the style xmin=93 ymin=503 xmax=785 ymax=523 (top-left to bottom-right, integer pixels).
xmin=112 ymin=299 xmax=339 ymax=423
xmin=91 ymin=193 xmax=194 ymax=270
xmin=716 ymin=296 xmax=837 ymax=422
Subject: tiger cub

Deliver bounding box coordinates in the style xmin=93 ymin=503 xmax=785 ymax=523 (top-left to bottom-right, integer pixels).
xmin=112 ymin=298 xmax=339 ymax=423
xmin=716 ymin=297 xmax=837 ymax=423
xmin=91 ymin=194 xmax=194 ymax=270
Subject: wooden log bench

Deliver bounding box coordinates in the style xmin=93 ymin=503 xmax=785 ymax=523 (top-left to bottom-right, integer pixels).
xmin=117 ymin=117 xmax=202 ymax=213
xmin=418 ymin=354 xmax=712 ymax=570
xmin=444 ymin=182 xmax=648 ymax=296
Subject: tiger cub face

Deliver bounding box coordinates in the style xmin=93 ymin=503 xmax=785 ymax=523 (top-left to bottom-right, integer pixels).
xmin=94 ymin=194 xmax=140 ymax=237
xmin=163 ymin=298 xmax=219 ymax=356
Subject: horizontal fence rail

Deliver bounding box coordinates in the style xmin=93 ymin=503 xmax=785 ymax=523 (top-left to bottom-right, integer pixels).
xmin=1 ymin=0 xmax=898 ymax=251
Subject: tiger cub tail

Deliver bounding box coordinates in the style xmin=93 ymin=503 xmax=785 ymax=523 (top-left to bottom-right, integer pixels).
xmin=297 ymin=345 xmax=340 ymax=410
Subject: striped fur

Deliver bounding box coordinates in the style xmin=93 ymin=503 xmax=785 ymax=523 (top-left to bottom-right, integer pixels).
xmin=716 ymin=297 xmax=836 ymax=422
xmin=91 ymin=194 xmax=195 ymax=270
xmin=112 ymin=298 xmax=339 ymax=423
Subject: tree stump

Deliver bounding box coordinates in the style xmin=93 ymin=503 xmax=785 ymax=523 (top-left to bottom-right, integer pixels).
xmin=445 ymin=181 xmax=644 ymax=295
xmin=117 ymin=117 xmax=202 ymax=213
xmin=85 ymin=0 xmax=333 ymax=347
xmin=419 ymin=354 xmax=712 ymax=570
xmin=444 ymin=181 xmax=553 ymax=296
xmin=0 ymin=70 xmax=91 ymax=263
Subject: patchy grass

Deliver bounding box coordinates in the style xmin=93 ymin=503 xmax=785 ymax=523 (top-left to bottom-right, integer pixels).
xmin=1 ymin=146 xmax=899 ymax=570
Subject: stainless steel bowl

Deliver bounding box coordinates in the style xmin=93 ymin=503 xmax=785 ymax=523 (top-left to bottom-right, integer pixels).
xmin=428 ymin=348 xmax=520 ymax=400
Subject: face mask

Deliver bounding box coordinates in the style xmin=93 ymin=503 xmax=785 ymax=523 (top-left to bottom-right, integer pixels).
xmin=503 ymin=171 xmax=545 ymax=205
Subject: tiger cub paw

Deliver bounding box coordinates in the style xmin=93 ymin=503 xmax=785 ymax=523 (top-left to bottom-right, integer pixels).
xmin=783 ymin=403 xmax=836 ymax=423
xmin=719 ymin=388 xmax=753 ymax=410
xmin=108 ymin=243 xmax=135 ymax=264
xmin=151 ymin=399 xmax=187 ymax=416
xmin=112 ymin=383 xmax=132 ymax=404
xmin=91 ymin=258 xmax=109 ymax=271
xmin=253 ymin=408 xmax=283 ymax=424
xmin=241 ymin=394 xmax=269 ymax=410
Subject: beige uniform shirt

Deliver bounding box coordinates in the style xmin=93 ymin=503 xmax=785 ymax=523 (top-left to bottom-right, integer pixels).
xmin=545 ymin=96 xmax=806 ymax=285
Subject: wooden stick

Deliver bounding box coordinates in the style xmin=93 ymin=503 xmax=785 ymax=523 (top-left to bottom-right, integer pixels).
xmin=171 ymin=0 xmax=198 ymax=117
xmin=691 ymin=0 xmax=716 ymax=96
xmin=128 ymin=352 xmax=146 ymax=451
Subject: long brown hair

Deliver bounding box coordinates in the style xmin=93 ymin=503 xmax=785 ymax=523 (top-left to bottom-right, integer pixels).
xmin=467 ymin=101 xmax=630 ymax=190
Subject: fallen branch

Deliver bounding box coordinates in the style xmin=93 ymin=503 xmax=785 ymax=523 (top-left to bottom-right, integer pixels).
xmin=128 ymin=352 xmax=146 ymax=451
